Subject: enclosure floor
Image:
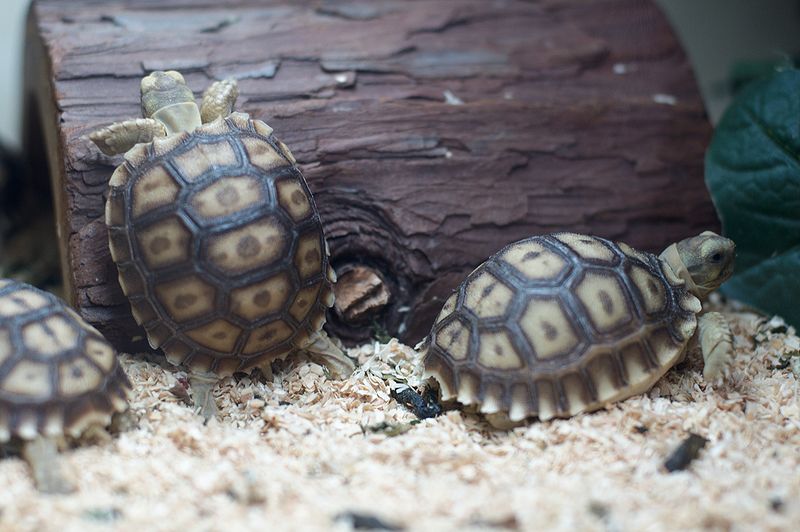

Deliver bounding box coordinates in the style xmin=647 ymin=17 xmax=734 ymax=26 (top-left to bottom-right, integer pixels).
xmin=0 ymin=308 xmax=798 ymax=532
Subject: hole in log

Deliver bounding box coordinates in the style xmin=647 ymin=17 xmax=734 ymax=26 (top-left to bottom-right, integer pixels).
xmin=325 ymin=253 xmax=400 ymax=346
xmin=333 ymin=265 xmax=392 ymax=323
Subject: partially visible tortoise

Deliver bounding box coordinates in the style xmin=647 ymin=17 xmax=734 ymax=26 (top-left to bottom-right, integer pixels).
xmin=420 ymin=231 xmax=735 ymax=426
xmin=0 ymin=279 xmax=131 ymax=492
xmin=90 ymin=71 xmax=353 ymax=418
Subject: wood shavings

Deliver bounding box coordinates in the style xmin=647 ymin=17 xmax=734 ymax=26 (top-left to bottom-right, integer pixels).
xmin=0 ymin=308 xmax=798 ymax=530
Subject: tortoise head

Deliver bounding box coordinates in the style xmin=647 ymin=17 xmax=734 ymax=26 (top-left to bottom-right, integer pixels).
xmin=141 ymin=71 xmax=194 ymax=117
xmin=140 ymin=71 xmax=201 ymax=134
xmin=660 ymin=231 xmax=735 ymax=299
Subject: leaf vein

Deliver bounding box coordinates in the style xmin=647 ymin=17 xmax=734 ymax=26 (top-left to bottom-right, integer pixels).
xmin=741 ymin=104 xmax=800 ymax=170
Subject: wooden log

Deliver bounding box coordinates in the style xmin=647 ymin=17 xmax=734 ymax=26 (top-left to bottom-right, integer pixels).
xmin=25 ymin=0 xmax=717 ymax=351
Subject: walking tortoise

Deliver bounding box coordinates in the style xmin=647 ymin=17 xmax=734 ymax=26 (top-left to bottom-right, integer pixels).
xmin=420 ymin=231 xmax=736 ymax=427
xmin=0 ymin=279 xmax=130 ymax=492
xmin=90 ymin=71 xmax=353 ymax=418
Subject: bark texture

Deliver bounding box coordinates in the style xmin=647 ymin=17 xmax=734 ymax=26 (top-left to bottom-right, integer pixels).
xmin=26 ymin=0 xmax=717 ymax=350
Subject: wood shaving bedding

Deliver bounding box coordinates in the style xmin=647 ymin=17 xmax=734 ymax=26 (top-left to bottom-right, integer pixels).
xmin=0 ymin=308 xmax=797 ymax=531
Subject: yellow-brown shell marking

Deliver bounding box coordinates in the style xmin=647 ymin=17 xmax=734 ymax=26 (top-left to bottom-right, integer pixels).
xmin=422 ymin=233 xmax=700 ymax=422
xmin=0 ymin=280 xmax=131 ymax=441
xmin=105 ymin=113 xmax=334 ymax=376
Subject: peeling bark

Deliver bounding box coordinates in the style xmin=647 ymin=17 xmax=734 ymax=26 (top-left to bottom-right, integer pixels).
xmin=26 ymin=0 xmax=717 ymax=350
xmin=333 ymin=266 xmax=391 ymax=324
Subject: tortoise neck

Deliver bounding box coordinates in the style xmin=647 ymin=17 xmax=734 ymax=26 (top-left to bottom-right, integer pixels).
xmin=152 ymin=102 xmax=202 ymax=134
xmin=659 ymin=243 xmax=706 ymax=299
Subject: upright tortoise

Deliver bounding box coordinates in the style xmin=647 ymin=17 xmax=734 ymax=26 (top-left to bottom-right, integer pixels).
xmin=420 ymin=231 xmax=735 ymax=426
xmin=90 ymin=71 xmax=353 ymax=418
xmin=0 ymin=279 xmax=130 ymax=492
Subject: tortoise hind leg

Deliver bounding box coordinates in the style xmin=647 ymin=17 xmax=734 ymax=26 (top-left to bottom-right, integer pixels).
xmin=200 ymin=79 xmax=239 ymax=123
xmin=22 ymin=437 xmax=74 ymax=494
xmin=89 ymin=118 xmax=166 ymax=156
xmin=302 ymin=331 xmax=355 ymax=379
xmin=697 ymin=312 xmax=734 ymax=382
xmin=189 ymin=372 xmax=219 ymax=421
xmin=484 ymin=412 xmax=524 ymax=430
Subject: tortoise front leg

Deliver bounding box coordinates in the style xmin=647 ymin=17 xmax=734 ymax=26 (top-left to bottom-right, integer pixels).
xmin=302 ymin=331 xmax=355 ymax=378
xmin=189 ymin=372 xmax=219 ymax=421
xmin=697 ymin=311 xmax=734 ymax=381
xmin=200 ymin=79 xmax=239 ymax=123
xmin=22 ymin=436 xmax=74 ymax=494
xmin=484 ymin=412 xmax=524 ymax=430
xmin=89 ymin=118 xmax=167 ymax=156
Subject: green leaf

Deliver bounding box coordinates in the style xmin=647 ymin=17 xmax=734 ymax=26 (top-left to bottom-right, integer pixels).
xmin=706 ymin=68 xmax=800 ymax=326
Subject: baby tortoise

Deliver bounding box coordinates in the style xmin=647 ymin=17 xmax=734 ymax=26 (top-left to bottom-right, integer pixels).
xmin=90 ymin=71 xmax=353 ymax=418
xmin=419 ymin=231 xmax=735 ymax=427
xmin=0 ymin=279 xmax=130 ymax=492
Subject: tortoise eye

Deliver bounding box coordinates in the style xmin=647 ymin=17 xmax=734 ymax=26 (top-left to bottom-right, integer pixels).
xmin=711 ymin=253 xmax=722 ymax=262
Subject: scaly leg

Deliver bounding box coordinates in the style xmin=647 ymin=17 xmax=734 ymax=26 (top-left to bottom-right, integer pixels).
xmin=303 ymin=331 xmax=355 ymax=378
xmin=79 ymin=425 xmax=112 ymax=445
xmin=22 ymin=437 xmax=74 ymax=494
xmin=484 ymin=412 xmax=523 ymax=430
xmin=89 ymin=118 xmax=167 ymax=155
xmin=200 ymin=79 xmax=239 ymax=123
xmin=697 ymin=311 xmax=734 ymax=382
xmin=258 ymin=363 xmax=275 ymax=383
xmin=189 ymin=372 xmax=219 ymax=421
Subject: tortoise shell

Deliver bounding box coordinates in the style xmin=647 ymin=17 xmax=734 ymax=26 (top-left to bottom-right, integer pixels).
xmin=421 ymin=233 xmax=702 ymax=422
xmin=105 ymin=112 xmax=335 ymax=376
xmin=0 ymin=279 xmax=130 ymax=441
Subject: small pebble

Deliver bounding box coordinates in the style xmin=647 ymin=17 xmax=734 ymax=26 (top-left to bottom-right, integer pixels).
xmin=664 ymin=433 xmax=708 ymax=472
